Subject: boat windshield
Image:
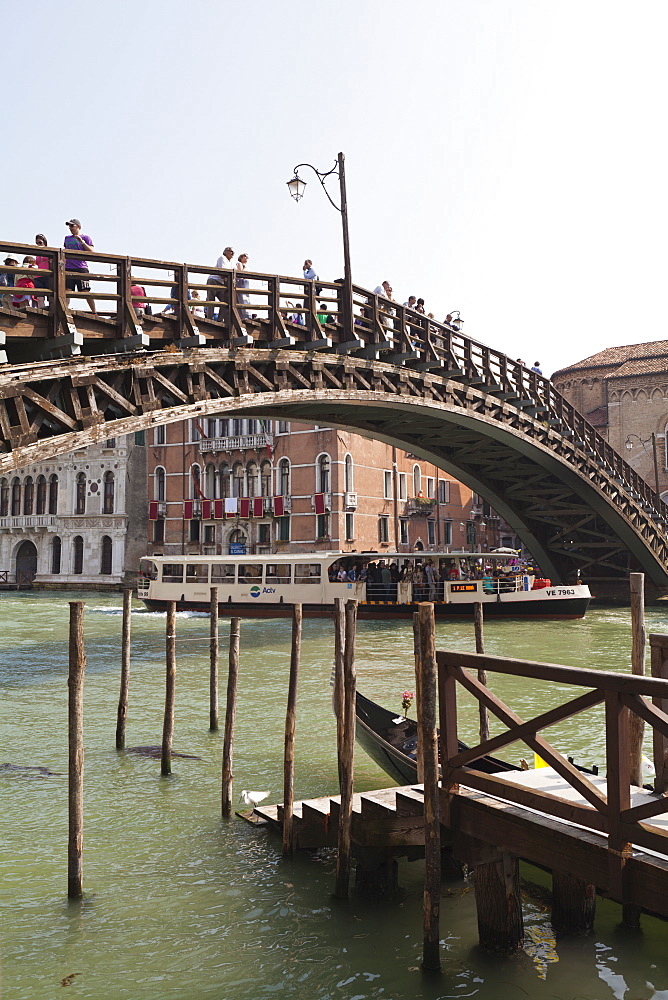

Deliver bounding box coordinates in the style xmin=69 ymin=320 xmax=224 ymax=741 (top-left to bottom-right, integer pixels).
xmin=139 ymin=558 xmax=158 ymax=580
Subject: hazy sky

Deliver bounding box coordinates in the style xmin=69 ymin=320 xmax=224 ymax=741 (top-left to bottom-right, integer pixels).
xmin=5 ymin=1 xmax=667 ymax=376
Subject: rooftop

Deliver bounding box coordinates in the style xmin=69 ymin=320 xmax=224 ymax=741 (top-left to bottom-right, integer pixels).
xmin=553 ymin=340 xmax=668 ymax=380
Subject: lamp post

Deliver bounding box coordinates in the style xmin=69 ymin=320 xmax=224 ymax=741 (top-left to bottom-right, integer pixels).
xmin=287 ymin=152 xmax=353 ymax=341
xmin=625 ymin=432 xmax=660 ymax=498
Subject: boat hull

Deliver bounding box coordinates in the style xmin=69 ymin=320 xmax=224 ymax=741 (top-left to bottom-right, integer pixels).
xmin=140 ymin=595 xmax=590 ymax=620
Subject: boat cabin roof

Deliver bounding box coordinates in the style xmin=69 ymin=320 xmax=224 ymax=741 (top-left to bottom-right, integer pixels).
xmin=141 ymin=550 xmax=522 ymax=566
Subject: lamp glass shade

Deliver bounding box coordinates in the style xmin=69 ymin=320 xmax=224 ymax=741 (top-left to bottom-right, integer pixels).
xmin=452 ymin=317 xmax=464 ymax=331
xmin=625 ymin=439 xmax=633 ymax=450
xmin=287 ymin=174 xmax=307 ymax=201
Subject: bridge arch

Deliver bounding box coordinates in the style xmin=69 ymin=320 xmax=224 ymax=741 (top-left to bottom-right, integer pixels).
xmin=1 ymin=339 xmax=667 ymax=590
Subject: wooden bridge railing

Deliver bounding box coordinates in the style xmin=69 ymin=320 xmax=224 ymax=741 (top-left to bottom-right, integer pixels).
xmin=438 ymin=639 xmax=668 ymax=888
xmin=1 ymin=238 xmax=666 ymax=518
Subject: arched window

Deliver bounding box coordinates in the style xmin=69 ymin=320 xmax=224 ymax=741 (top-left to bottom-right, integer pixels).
xmin=48 ymin=474 xmax=59 ymax=515
xmin=0 ymin=478 xmax=8 ymax=517
xmin=205 ymin=463 xmax=217 ymax=499
xmin=11 ymin=478 xmax=21 ymax=516
xmin=232 ymin=462 xmax=244 ymax=497
xmin=22 ymin=477 xmax=34 ymax=515
xmin=260 ymin=460 xmax=272 ymax=497
xmin=75 ymin=472 xmax=86 ymax=515
xmin=36 ymin=475 xmax=46 ymax=515
xmin=317 ymin=454 xmax=331 ymax=493
xmin=246 ymin=462 xmax=259 ymax=497
xmin=155 ymin=466 xmax=166 ymax=502
xmin=103 ymin=472 xmax=115 ymax=514
xmin=220 ymin=463 xmax=231 ymax=498
xmin=229 ymin=528 xmax=247 ymax=550
xmin=73 ymin=536 xmax=84 ymax=575
xmin=100 ymin=535 xmax=113 ymax=575
xmin=344 ymin=454 xmax=354 ymax=493
xmin=413 ymin=464 xmax=422 ymax=498
xmin=51 ymin=536 xmax=61 ymax=574
xmin=278 ymin=458 xmax=290 ymax=497
xmin=190 ymin=464 xmax=201 ymax=500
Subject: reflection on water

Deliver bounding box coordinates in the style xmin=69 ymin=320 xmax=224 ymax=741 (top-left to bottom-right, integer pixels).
xmin=2 ymin=591 xmax=668 ymax=999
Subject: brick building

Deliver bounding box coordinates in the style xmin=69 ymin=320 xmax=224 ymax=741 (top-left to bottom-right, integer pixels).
xmin=146 ymin=417 xmax=512 ymax=558
xmin=553 ymin=340 xmax=668 ymax=501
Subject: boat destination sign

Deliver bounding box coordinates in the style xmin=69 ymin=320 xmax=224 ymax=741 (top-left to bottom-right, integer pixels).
xmin=451 ymin=584 xmax=478 ymax=592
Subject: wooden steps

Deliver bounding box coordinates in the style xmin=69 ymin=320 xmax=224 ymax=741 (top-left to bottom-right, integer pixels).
xmin=248 ymin=784 xmax=426 ymax=851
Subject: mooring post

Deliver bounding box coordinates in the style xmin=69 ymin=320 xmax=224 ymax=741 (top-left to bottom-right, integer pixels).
xmin=473 ymin=602 xmax=490 ymax=743
xmin=551 ymin=870 xmax=596 ymax=936
xmin=473 ymin=850 xmax=524 ymax=954
xmin=115 ymin=588 xmax=132 ymax=750
xmin=68 ymin=601 xmax=86 ymax=899
xmin=334 ymin=598 xmax=345 ymax=783
xmin=418 ymin=602 xmax=441 ymax=972
xmin=412 ymin=611 xmax=424 ymax=782
xmin=161 ymin=601 xmax=177 ymax=776
xmin=283 ymin=604 xmax=302 ymax=856
xmin=335 ymin=599 xmax=357 ymax=899
xmin=221 ymin=617 xmax=241 ymax=817
xmin=629 ymin=573 xmax=646 ymax=786
xmin=209 ymin=587 xmax=219 ymax=731
xmin=649 ymin=633 xmax=668 ymax=792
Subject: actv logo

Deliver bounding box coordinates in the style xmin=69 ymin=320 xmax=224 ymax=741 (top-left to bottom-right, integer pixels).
xmin=250 ymin=585 xmax=261 ymax=598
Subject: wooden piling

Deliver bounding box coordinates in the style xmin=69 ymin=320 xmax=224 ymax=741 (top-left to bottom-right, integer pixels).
xmin=473 ymin=602 xmax=490 ymax=743
xmin=418 ymin=602 xmax=441 ymax=972
xmin=335 ymin=599 xmax=357 ymax=899
xmin=551 ymin=870 xmax=596 ymax=936
xmin=473 ymin=851 xmax=524 ymax=954
xmin=161 ymin=601 xmax=176 ymax=776
xmin=221 ymin=617 xmax=241 ymax=817
xmin=282 ymin=604 xmax=302 ymax=856
xmin=650 ymin=633 xmax=668 ymax=793
xmin=209 ymin=587 xmax=219 ymax=731
xmin=68 ymin=601 xmax=86 ymax=899
xmin=629 ymin=573 xmax=646 ymax=786
xmin=412 ymin=612 xmax=424 ymax=782
xmin=334 ymin=598 xmax=345 ymax=783
xmin=115 ymin=588 xmax=132 ymax=750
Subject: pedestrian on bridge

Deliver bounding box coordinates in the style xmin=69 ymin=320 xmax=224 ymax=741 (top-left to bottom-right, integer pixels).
xmin=303 ymin=259 xmax=318 ymax=281
xmin=206 ymin=246 xmax=236 ymax=320
xmin=64 ymin=219 xmax=97 ymax=315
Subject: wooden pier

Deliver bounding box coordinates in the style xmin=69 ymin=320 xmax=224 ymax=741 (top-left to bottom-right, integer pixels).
xmin=244 ymin=627 xmax=668 ymax=956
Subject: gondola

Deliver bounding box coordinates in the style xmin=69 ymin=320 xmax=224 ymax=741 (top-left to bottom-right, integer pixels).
xmin=355 ymin=691 xmax=519 ymax=785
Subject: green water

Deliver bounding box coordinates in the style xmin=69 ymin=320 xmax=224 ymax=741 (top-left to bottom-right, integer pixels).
xmin=2 ymin=592 xmax=668 ymax=999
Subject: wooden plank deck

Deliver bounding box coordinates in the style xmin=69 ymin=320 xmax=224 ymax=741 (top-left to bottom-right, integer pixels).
xmin=244 ymin=768 xmax=668 ymax=917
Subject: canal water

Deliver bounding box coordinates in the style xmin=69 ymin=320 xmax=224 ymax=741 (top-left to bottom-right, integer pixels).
xmin=3 ymin=592 xmax=668 ymax=1000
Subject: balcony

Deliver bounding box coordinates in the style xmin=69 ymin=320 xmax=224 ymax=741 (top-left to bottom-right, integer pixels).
xmin=403 ymin=497 xmax=438 ymax=516
xmin=199 ymin=433 xmax=274 ymax=453
xmin=344 ymin=492 xmax=358 ymax=510
xmin=0 ymin=515 xmax=57 ymax=530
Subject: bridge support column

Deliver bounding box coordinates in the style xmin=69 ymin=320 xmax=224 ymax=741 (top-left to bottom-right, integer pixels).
xmin=473 ymin=850 xmax=524 ymax=954
xmin=551 ymin=870 xmax=596 ymax=936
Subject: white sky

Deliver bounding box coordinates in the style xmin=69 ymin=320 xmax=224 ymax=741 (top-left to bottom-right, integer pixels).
xmin=5 ymin=0 xmax=667 ymax=376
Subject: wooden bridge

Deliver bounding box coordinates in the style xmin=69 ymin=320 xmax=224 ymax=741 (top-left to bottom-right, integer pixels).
xmin=1 ymin=238 xmax=668 ymax=591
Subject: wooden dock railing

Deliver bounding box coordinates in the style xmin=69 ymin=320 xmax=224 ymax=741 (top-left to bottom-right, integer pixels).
xmin=438 ymin=640 xmax=668 ymax=877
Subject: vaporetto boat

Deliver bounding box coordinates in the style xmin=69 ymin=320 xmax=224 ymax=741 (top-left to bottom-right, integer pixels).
xmin=137 ymin=550 xmax=591 ymax=619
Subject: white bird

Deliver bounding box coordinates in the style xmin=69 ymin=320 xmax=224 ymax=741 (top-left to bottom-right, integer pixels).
xmin=642 ymin=754 xmax=656 ymax=776
xmin=240 ymin=789 xmax=270 ymax=806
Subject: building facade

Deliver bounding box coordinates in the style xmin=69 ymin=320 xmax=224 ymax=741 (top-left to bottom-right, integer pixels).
xmin=0 ymin=435 xmax=148 ymax=588
xmin=145 ymin=416 xmax=512 ymax=559
xmin=553 ymin=340 xmax=668 ymax=501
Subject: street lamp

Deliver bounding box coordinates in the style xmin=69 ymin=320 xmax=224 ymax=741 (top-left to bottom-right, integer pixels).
xmin=287 ymin=152 xmax=353 ymax=341
xmin=449 ymin=310 xmax=464 ymax=331
xmin=625 ymin=432 xmax=660 ymax=498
